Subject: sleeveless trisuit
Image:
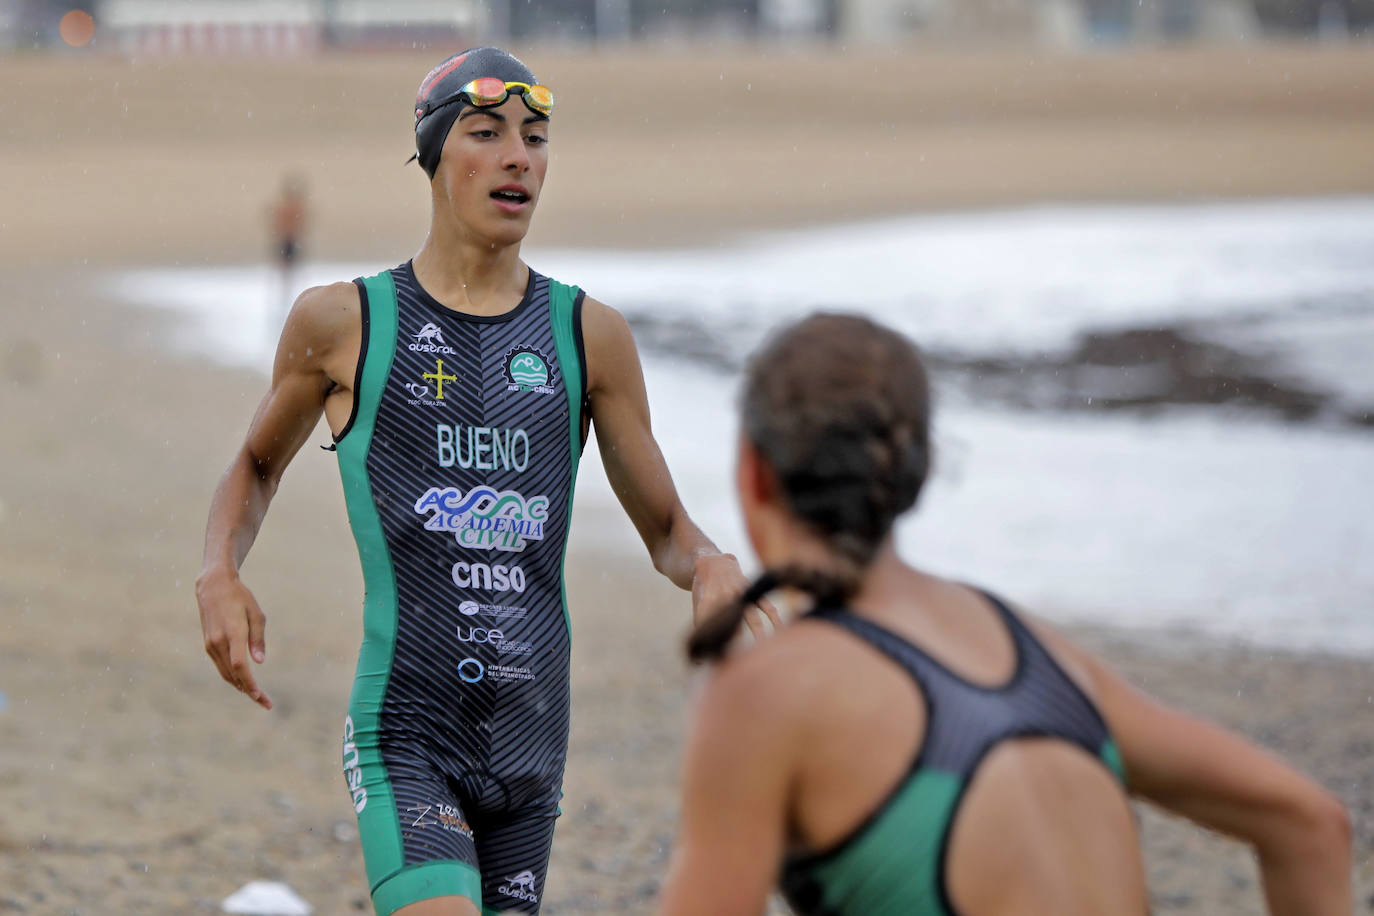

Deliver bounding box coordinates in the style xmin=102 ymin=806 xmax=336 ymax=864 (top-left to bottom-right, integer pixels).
xmin=333 ymin=262 xmax=585 ymax=915
xmin=781 ymin=592 xmax=1127 ymax=916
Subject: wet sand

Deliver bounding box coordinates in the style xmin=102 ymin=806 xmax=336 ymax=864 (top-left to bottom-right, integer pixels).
xmin=0 ymin=41 xmax=1371 ymax=914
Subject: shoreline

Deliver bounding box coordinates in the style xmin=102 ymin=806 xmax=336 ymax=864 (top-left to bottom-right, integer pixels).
xmin=51 ymin=254 xmax=1374 ymax=662
xmin=90 ymin=236 xmax=1374 ymax=662
xmin=31 ymin=188 xmax=1374 ymax=272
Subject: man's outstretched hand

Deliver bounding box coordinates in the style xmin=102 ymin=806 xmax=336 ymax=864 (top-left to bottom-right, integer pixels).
xmin=196 ymin=569 xmax=274 ymax=710
xmin=691 ymin=552 xmax=783 ymax=640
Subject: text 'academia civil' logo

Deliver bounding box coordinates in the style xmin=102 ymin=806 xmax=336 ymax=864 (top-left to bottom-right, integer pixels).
xmin=414 ymin=485 xmax=549 ymax=552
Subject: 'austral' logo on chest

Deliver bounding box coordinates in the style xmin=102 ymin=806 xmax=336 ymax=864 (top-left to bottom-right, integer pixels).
xmin=414 ymin=485 xmax=549 ymax=552
xmin=409 ymin=323 xmax=456 ymax=355
xmin=504 ymin=346 xmax=557 ymax=396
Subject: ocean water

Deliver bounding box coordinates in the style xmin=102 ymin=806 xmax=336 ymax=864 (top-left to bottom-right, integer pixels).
xmin=112 ymin=198 xmax=1374 ymax=654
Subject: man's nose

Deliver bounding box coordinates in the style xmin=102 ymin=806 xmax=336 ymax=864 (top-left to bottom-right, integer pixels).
xmin=501 ymin=134 xmax=530 ymax=171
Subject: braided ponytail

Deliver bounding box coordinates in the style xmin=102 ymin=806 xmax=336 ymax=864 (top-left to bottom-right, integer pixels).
xmin=686 ymin=563 xmax=863 ymax=663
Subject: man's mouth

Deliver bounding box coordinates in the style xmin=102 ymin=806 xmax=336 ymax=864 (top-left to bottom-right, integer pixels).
xmin=491 ymin=188 xmax=530 ymax=204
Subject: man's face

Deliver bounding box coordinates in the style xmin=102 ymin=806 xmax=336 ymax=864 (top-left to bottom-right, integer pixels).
xmin=433 ymin=95 xmax=550 ymax=246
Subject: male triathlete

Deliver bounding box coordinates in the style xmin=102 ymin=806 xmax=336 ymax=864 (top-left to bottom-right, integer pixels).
xmin=196 ymin=47 xmax=771 ymax=916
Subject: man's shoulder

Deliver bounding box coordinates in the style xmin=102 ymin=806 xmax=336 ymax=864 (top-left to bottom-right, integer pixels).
xmin=538 ymin=271 xmax=581 ymax=295
xmin=283 ymin=281 xmax=362 ymax=350
xmin=578 ymin=294 xmax=627 ymax=338
xmin=297 ymin=279 xmax=362 ymax=306
xmin=574 ymin=293 xmax=641 ymax=398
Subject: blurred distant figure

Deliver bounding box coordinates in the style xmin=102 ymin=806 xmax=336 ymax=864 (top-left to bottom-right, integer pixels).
xmin=268 ymin=174 xmax=308 ymax=314
xmin=1317 ymin=0 xmax=1351 ymax=39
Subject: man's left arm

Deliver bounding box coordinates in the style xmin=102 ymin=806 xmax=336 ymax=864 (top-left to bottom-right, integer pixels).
xmin=581 ymin=297 xmax=777 ymax=630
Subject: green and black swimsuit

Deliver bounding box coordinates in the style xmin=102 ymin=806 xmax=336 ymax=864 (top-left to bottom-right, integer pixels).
xmin=333 ymin=261 xmax=585 ymax=915
xmin=781 ymin=591 xmax=1126 ymax=916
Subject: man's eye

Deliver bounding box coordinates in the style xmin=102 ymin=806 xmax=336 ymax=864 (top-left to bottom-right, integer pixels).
xmin=471 ymin=129 xmax=496 ymax=139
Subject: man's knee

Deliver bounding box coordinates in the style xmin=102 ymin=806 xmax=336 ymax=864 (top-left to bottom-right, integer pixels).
xmin=390 ymin=894 xmax=480 ymax=916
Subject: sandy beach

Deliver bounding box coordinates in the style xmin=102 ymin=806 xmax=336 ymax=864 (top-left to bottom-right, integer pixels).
xmin=1 ymin=41 xmax=1372 ymax=914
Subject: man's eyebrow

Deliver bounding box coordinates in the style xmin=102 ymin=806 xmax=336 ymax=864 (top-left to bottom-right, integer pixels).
xmin=459 ymin=108 xmax=505 ymax=123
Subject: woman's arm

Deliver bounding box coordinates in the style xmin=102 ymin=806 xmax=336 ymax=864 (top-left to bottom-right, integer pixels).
xmin=657 ymin=659 xmax=797 ymax=916
xmin=1066 ymin=640 xmax=1353 ymax=914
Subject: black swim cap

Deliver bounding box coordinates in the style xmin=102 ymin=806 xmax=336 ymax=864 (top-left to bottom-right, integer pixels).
xmin=413 ymin=47 xmax=540 ymax=179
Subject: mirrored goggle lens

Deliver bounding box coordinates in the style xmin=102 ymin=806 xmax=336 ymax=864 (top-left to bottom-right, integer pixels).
xmin=462 ymin=77 xmax=511 ymax=106
xmin=522 ymin=84 xmax=555 ymax=115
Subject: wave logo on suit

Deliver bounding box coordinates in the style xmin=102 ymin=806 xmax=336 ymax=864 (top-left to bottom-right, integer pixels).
xmin=414 ymin=484 xmax=549 ymax=552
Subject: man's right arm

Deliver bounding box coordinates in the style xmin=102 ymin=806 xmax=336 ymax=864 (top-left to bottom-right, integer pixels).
xmin=195 ymin=282 xmax=360 ymax=710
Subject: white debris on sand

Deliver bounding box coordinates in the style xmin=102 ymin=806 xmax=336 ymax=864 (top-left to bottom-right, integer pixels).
xmin=221 ymin=881 xmax=313 ymax=916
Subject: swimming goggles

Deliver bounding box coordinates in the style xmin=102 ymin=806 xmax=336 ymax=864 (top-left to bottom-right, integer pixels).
xmin=417 ymin=78 xmax=555 ymax=121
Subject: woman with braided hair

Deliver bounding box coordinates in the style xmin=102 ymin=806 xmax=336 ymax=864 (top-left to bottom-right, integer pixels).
xmin=657 ymin=313 xmax=1351 ymax=915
